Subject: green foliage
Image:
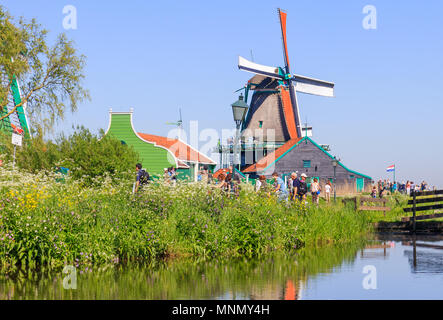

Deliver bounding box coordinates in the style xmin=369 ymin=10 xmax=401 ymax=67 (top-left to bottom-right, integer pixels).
xmin=56 ymin=126 xmax=139 ymax=184
xmin=1 ymin=126 xmax=139 ymax=185
xmin=0 ymin=5 xmax=90 ymax=133
xmin=0 ymin=169 xmax=374 ymax=273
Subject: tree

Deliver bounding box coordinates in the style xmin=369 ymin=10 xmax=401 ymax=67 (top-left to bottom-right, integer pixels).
xmin=5 ymin=126 xmax=140 ymax=186
xmin=0 ymin=6 xmax=90 ymax=134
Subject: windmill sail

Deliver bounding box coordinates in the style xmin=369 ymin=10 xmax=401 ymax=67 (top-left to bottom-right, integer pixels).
xmin=278 ymin=8 xmax=291 ymax=73
xmin=292 ymin=75 xmax=335 ymax=97
xmin=238 ymin=56 xmax=282 ymax=80
xmin=0 ymin=74 xmax=30 ymax=137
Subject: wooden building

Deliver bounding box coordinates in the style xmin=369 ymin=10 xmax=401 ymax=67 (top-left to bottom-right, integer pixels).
xmin=105 ymin=109 xmax=216 ymax=179
xmin=242 ymin=136 xmax=372 ymax=194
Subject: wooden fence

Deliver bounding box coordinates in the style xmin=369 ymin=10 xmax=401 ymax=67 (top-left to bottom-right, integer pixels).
xmin=402 ymin=190 xmax=443 ymax=232
xmin=342 ymin=196 xmax=391 ymax=214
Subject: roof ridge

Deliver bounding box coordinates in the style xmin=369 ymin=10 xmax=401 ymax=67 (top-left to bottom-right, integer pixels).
xmin=243 ymin=138 xmax=301 ymax=173
xmin=137 ymin=132 xmax=216 ymax=165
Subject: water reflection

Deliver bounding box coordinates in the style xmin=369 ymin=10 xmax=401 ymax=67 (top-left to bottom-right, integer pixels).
xmin=377 ymin=234 xmax=443 ymax=274
xmin=0 ymin=241 xmax=366 ymax=300
xmin=401 ymin=237 xmax=443 ymax=274
xmin=1 ymin=235 xmax=443 ymax=300
xmin=359 ymin=242 xmax=394 ymax=260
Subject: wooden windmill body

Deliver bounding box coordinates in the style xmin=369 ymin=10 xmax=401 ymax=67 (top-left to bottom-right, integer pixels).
xmin=238 ymin=9 xmax=334 ymax=149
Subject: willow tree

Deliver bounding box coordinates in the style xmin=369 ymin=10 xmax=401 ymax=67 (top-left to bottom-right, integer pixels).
xmin=0 ymin=6 xmax=89 ymax=134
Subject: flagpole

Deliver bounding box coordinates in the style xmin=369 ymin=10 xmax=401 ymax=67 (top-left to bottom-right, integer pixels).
xmin=394 ymin=167 xmax=395 ymax=183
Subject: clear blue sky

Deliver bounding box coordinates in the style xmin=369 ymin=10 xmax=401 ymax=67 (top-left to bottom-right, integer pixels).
xmin=3 ymin=0 xmax=443 ymax=187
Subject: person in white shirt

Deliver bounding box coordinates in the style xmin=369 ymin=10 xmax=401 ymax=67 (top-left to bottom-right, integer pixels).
xmin=255 ymin=177 xmax=262 ymax=192
xmin=324 ymin=181 xmax=332 ymax=203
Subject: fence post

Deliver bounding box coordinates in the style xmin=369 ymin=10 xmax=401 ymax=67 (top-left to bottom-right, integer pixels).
xmin=412 ymin=191 xmax=417 ymax=233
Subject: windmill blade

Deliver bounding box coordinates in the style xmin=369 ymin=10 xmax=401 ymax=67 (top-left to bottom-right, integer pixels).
xmin=238 ymin=56 xmax=283 ymax=80
xmin=287 ymin=80 xmax=302 ymax=138
xmin=278 ymin=8 xmax=291 ymax=73
xmin=291 ymin=75 xmax=335 ymax=97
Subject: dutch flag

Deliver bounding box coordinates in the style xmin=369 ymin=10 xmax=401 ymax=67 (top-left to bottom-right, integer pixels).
xmin=386 ymin=165 xmax=395 ymax=172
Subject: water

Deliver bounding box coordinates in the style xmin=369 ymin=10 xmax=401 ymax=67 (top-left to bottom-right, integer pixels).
xmin=1 ymin=234 xmax=443 ymax=300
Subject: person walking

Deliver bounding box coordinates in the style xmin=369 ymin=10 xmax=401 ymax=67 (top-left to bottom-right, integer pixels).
xmin=296 ymin=173 xmax=308 ymax=202
xmin=410 ymin=181 xmax=416 ymax=193
xmin=256 ymin=175 xmax=268 ymax=193
xmin=215 ymin=173 xmax=227 ymax=191
xmin=255 ymin=176 xmax=263 ymax=192
xmin=370 ymin=186 xmax=377 ymax=198
xmin=170 ymin=167 xmax=177 ymax=187
xmin=290 ymin=172 xmax=299 ymax=201
xmin=379 ymin=183 xmax=385 ymax=199
xmin=324 ymin=181 xmax=332 ymax=203
xmin=272 ymin=172 xmax=289 ymax=202
xmin=135 ymin=163 xmax=150 ymax=193
xmin=311 ymin=178 xmax=321 ymax=205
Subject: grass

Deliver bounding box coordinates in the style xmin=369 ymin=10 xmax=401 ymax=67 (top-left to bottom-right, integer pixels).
xmin=0 ymin=165 xmax=378 ymax=273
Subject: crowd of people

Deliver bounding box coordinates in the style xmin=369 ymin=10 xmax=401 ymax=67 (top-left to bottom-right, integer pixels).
xmin=135 ymin=163 xmax=334 ymax=204
xmin=217 ymin=169 xmax=333 ymax=205
xmin=258 ymin=171 xmax=333 ymax=204
xmin=135 ymin=163 xmax=437 ymax=203
xmin=372 ymin=179 xmax=435 ymax=198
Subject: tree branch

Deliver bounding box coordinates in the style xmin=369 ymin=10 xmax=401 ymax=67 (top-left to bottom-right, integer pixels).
xmin=0 ymin=70 xmax=50 ymax=121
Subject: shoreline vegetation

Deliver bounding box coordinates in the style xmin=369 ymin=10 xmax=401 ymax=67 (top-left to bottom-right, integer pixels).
xmin=0 ymin=242 xmax=369 ymax=299
xmin=0 ymin=165 xmax=408 ymax=273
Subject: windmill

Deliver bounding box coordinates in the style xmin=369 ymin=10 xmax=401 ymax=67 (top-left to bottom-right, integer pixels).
xmin=165 ymin=108 xmax=183 ymax=139
xmin=0 ymin=74 xmax=31 ymax=138
xmin=237 ymin=8 xmax=334 ymax=145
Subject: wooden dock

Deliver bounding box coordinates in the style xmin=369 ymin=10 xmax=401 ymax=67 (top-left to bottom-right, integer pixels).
xmin=374 ymin=221 xmax=443 ymax=234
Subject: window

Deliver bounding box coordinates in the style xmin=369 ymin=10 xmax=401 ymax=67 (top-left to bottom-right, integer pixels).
xmin=259 ymin=121 xmax=263 ymax=128
xmin=303 ymin=160 xmax=311 ymax=168
xmin=350 ymin=175 xmax=355 ymax=179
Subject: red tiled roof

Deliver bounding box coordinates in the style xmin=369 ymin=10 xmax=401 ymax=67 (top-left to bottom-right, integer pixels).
xmin=213 ymin=168 xmax=230 ymax=180
xmin=242 ymin=138 xmax=301 ymax=173
xmin=137 ymin=133 xmax=216 ymax=165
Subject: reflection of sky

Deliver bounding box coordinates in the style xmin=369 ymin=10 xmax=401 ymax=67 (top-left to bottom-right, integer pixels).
xmin=301 ymin=240 xmax=443 ymax=300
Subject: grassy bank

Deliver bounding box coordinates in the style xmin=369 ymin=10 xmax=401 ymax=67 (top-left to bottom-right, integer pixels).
xmin=0 ymin=167 xmax=374 ymax=272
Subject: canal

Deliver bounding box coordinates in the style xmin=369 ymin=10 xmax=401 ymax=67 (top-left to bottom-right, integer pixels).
xmin=1 ymin=234 xmax=442 ymax=300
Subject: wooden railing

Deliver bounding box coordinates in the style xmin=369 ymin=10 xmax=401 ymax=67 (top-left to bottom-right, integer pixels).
xmin=402 ymin=190 xmax=443 ymax=232
xmin=342 ymin=196 xmax=391 ymax=214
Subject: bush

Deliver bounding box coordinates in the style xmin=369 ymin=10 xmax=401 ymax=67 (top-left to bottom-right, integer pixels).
xmin=0 ymin=126 xmax=139 ymax=185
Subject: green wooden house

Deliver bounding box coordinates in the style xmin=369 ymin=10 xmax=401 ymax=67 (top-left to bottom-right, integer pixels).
xmin=105 ymin=109 xmax=216 ymax=180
